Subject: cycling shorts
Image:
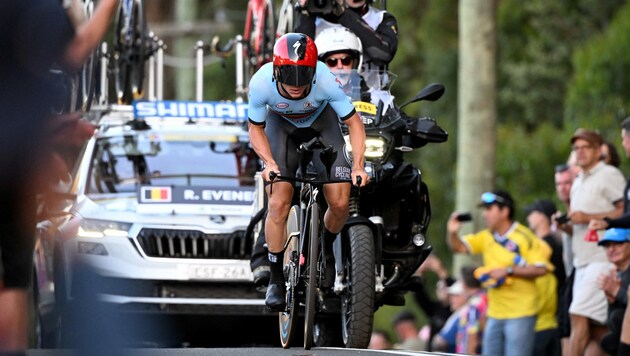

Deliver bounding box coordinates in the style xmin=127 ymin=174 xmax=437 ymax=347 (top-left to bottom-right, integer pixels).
xmin=264 ymin=104 xmax=351 ymax=181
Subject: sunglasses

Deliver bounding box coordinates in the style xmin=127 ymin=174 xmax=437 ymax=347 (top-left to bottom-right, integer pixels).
xmin=325 ymin=56 xmax=353 ymax=67
xmin=481 ymin=192 xmax=507 ymax=205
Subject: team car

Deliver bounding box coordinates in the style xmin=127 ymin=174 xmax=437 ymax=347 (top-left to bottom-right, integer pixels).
xmin=32 ymin=101 xmax=266 ymax=345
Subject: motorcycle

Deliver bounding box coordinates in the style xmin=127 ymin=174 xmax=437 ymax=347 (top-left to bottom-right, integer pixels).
xmin=338 ymin=69 xmax=448 ymax=310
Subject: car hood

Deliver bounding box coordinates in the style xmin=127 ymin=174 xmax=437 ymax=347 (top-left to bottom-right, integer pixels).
xmin=74 ymin=193 xmax=254 ymax=228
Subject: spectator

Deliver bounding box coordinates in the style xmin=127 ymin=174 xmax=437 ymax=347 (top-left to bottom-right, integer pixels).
xmin=566 ymin=128 xmax=625 ymax=356
xmin=554 ymin=163 xmax=575 ymax=275
xmin=589 ymin=117 xmax=630 ymax=231
xmin=526 ymin=199 xmax=566 ymax=293
xmin=412 ymin=253 xmax=456 ymax=350
xmin=369 ymin=329 xmax=392 ymax=350
xmin=618 ymin=285 xmax=630 ymax=356
xmin=601 ymin=140 xmax=621 ymax=168
xmin=432 ymin=280 xmax=466 ymax=352
xmin=392 ymin=311 xmax=425 ymax=351
xmin=596 ymin=228 xmax=630 ymax=355
xmin=446 ymin=190 xmax=549 ymax=356
xmin=295 ymin=0 xmax=398 ymax=72
xmin=456 ymin=266 xmax=488 ymax=355
xmin=0 ymin=0 xmax=116 ymax=352
xmin=526 ymin=199 xmax=563 ymax=356
xmin=553 ymin=163 xmax=576 ymax=356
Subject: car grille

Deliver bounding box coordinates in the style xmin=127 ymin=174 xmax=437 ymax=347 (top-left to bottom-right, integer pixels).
xmin=137 ymin=228 xmax=251 ymax=259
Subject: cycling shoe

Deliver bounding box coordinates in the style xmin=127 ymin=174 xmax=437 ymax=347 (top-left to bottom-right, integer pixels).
xmin=320 ymin=255 xmax=336 ymax=289
xmin=265 ymin=282 xmax=286 ymax=312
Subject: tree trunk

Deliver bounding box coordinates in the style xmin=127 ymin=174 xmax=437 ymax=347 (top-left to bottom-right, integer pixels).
xmin=454 ymin=0 xmax=498 ymax=272
xmin=174 ymin=0 xmax=197 ymax=100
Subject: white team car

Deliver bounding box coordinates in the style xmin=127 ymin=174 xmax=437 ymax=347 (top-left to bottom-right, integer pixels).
xmin=32 ymin=101 xmax=267 ymax=346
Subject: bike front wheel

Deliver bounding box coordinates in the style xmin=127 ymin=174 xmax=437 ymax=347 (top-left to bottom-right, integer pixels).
xmin=279 ymin=205 xmax=300 ymax=348
xmin=303 ymin=202 xmax=320 ymax=349
xmin=341 ymin=224 xmax=375 ymax=348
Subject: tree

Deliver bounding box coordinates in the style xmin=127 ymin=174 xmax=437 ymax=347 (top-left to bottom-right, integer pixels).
xmin=456 ymin=0 xmax=498 ymax=243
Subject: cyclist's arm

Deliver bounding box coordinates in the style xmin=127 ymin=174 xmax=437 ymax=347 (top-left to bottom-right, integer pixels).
xmin=344 ymin=112 xmax=367 ymax=185
xmin=61 ymin=0 xmax=117 ymax=71
xmin=248 ymin=122 xmax=278 ymax=180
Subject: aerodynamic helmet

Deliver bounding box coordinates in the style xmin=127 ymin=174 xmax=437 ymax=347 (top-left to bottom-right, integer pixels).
xmin=315 ymin=27 xmax=363 ymax=72
xmin=273 ymin=33 xmax=318 ymax=87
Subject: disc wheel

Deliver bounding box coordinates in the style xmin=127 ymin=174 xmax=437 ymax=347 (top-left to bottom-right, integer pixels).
xmin=341 ymin=224 xmax=375 ymax=348
xmin=279 ymin=205 xmax=300 ymax=348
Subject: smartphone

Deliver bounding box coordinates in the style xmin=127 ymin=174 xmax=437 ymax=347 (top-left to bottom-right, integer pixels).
xmin=456 ymin=212 xmax=473 ymax=222
xmin=555 ymin=213 xmax=570 ymax=224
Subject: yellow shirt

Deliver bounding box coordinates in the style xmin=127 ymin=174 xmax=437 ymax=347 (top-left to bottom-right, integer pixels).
xmin=535 ymin=239 xmax=558 ymax=331
xmin=463 ymin=222 xmax=550 ymax=319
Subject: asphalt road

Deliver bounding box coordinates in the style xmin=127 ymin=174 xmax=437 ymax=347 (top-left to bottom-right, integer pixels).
xmin=27 ymin=348 xmax=447 ymax=356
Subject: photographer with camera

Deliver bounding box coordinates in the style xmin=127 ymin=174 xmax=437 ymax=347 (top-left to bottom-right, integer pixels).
xmin=294 ymin=0 xmax=398 ymax=73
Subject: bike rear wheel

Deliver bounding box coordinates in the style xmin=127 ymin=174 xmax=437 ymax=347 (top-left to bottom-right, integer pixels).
xmin=303 ymin=202 xmax=320 ymax=349
xmin=276 ymin=0 xmax=296 ymax=37
xmin=243 ymin=0 xmax=275 ymax=86
xmin=114 ymin=0 xmax=146 ymax=104
xmin=341 ymin=224 xmax=375 ymax=348
xmin=279 ymin=205 xmax=300 ymax=348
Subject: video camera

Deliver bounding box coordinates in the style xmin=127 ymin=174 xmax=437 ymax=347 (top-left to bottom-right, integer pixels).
xmin=304 ymin=0 xmax=335 ymax=15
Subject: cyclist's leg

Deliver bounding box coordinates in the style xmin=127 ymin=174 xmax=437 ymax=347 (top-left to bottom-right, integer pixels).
xmin=262 ymin=111 xmax=299 ymax=310
xmin=312 ymin=105 xmax=352 ymax=234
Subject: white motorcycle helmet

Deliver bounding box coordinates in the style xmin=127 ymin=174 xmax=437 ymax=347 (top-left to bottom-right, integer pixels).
xmin=315 ymin=27 xmax=363 ymax=73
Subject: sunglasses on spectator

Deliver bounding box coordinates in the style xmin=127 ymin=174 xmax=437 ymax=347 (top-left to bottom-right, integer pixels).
xmin=325 ymin=56 xmax=353 ymax=67
xmin=481 ymin=192 xmax=507 ymax=205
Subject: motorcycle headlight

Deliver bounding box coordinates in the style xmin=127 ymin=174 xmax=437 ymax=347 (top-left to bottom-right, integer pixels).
xmin=78 ymin=219 xmax=131 ymax=238
xmin=344 ymin=135 xmax=387 ymax=160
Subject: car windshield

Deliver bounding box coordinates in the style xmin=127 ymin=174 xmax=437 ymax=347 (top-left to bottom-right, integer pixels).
xmin=87 ymin=133 xmax=257 ymax=194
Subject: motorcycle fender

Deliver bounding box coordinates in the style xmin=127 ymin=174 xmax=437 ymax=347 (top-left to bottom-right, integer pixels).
xmin=341 ymin=216 xmax=379 ymax=240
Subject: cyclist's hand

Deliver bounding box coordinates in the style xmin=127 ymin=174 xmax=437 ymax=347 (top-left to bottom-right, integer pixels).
xmin=351 ymin=167 xmax=369 ymax=187
xmin=263 ymin=163 xmax=280 ymax=182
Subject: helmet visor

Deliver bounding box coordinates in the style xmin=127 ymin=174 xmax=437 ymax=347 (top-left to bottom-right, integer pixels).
xmin=276 ymin=65 xmax=315 ymax=87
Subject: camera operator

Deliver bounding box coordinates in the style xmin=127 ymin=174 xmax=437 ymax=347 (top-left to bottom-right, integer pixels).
xmin=294 ymin=0 xmax=398 ymax=72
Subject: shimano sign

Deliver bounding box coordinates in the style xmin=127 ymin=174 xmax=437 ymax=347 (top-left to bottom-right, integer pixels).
xmin=134 ymin=100 xmax=248 ymax=121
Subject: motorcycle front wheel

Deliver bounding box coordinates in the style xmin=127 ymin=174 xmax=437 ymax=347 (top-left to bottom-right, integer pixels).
xmin=341 ymin=224 xmax=375 ymax=348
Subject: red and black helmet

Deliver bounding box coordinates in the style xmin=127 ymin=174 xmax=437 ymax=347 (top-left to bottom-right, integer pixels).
xmin=273 ymin=33 xmax=318 ymax=87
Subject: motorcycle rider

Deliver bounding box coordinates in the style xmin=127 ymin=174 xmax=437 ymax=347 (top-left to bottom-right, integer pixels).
xmin=315 ymin=26 xmax=368 ymax=101
xmin=295 ymin=0 xmax=398 ymax=73
xmin=247 ymin=33 xmax=368 ymax=311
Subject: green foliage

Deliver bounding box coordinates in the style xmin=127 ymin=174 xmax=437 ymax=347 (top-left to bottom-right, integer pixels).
xmin=565 ymin=2 xmax=630 ymax=130
xmin=497 ymin=0 xmax=626 ymax=130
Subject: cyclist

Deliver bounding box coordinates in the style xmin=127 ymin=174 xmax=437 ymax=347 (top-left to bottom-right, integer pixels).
xmin=248 ymin=33 xmax=368 ymax=311
xmin=249 ymin=26 xmax=367 ymax=289
xmin=295 ymin=0 xmax=398 ymax=73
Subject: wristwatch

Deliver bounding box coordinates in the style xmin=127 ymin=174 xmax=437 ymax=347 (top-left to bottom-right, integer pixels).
xmin=506 ymin=266 xmax=514 ymax=276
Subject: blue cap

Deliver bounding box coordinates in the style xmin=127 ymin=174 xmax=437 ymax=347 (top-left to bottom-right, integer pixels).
xmin=597 ymin=228 xmax=630 ymax=246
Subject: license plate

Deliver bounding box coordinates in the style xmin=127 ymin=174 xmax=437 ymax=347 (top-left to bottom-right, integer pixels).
xmin=181 ymin=264 xmax=253 ymax=281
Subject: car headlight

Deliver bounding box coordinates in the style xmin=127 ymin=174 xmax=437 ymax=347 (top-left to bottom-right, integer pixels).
xmin=344 ymin=135 xmax=387 ymax=159
xmin=77 ymin=219 xmax=131 ymax=238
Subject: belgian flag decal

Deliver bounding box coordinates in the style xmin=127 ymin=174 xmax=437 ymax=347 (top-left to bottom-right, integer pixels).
xmin=140 ymin=187 xmax=172 ymax=202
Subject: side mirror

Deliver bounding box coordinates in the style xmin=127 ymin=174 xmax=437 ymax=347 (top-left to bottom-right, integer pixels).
xmin=399 ymin=83 xmax=445 ymax=109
